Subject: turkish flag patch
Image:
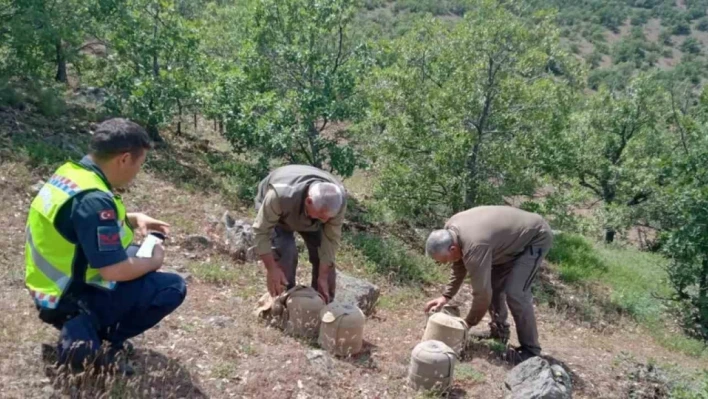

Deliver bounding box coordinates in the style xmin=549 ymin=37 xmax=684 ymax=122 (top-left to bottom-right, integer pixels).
xmin=99 ymin=209 xmax=116 ymax=221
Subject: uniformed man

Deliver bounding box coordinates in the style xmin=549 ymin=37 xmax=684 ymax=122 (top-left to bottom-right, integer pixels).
xmin=253 ymin=164 xmax=347 ymax=303
xmin=25 ymin=118 xmax=187 ymax=374
xmin=423 ymin=206 xmax=553 ymax=364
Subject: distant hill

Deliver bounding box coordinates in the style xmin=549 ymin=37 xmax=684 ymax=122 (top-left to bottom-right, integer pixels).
xmin=358 ymin=0 xmax=708 ymax=86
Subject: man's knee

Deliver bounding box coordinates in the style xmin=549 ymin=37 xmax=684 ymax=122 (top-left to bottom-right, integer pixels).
xmin=150 ymin=272 xmax=187 ymax=312
xmin=505 ymin=287 xmax=533 ymax=312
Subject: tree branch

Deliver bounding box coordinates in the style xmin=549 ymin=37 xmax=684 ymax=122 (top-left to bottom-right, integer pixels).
xmin=331 ymin=23 xmax=344 ymax=76
xmin=626 ymin=191 xmax=651 ymax=206
xmin=670 ymin=89 xmax=690 ymax=156
xmin=579 ymin=174 xmax=604 ymax=198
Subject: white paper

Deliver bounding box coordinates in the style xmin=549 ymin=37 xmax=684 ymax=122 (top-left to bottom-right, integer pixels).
xmin=136 ymin=234 xmax=163 ymax=258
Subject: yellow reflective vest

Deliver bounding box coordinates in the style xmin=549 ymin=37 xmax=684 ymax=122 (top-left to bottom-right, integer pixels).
xmin=25 ymin=162 xmax=134 ymax=309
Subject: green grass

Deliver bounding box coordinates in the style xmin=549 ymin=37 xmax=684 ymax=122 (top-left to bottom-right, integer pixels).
xmin=547 ymin=233 xmax=608 ymax=283
xmin=546 ymin=233 xmax=708 ymax=358
xmin=346 ymin=231 xmax=444 ymax=285
xmin=187 ymin=260 xmax=241 ymax=285
xmin=671 ymin=369 xmax=708 ymax=399
xmin=455 ymin=364 xmax=486 ymax=384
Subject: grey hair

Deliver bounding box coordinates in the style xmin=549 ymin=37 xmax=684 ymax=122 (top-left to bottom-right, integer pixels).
xmin=425 ymin=230 xmax=454 ymax=257
xmin=308 ymin=182 xmax=344 ymax=217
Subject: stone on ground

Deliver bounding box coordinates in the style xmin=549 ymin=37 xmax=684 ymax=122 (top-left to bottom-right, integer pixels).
xmin=505 ymin=357 xmax=572 ymax=399
xmin=333 ymin=272 xmax=380 ymax=317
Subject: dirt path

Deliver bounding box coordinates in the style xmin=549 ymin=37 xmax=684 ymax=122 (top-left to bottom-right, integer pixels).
xmin=1 ymin=163 xmax=705 ymax=399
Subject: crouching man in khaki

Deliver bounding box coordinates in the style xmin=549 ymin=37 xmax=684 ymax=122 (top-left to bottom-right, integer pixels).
xmin=423 ymin=206 xmax=553 ymax=365
xmin=252 ymin=164 xmax=347 ymax=303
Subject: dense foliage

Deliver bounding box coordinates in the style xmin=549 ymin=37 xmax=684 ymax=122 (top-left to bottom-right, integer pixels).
xmin=3 ymin=0 xmax=708 ymax=340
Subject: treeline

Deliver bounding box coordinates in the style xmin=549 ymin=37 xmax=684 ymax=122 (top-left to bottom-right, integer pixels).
xmin=1 ymin=0 xmax=708 ymax=340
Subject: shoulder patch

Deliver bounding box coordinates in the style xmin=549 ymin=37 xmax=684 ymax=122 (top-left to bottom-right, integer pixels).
xmin=99 ymin=209 xmax=116 ymax=221
xmin=97 ymin=226 xmax=121 ymax=252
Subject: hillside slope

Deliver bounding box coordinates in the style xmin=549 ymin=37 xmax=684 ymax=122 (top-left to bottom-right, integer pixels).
xmin=360 ymin=0 xmax=708 ymax=85
xmin=1 ymin=106 xmax=707 ymax=398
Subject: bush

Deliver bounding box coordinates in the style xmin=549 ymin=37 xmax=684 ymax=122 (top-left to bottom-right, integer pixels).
xmin=659 ymin=30 xmax=673 ymax=46
xmin=631 ymin=11 xmax=650 ymax=26
xmin=673 ymin=21 xmax=692 ymax=35
xmin=687 ymin=6 xmax=706 ymax=21
xmin=35 ymin=87 xmax=66 ymax=117
xmin=0 ymin=80 xmax=24 ymax=108
xmin=697 ymin=17 xmax=708 ymax=32
xmin=585 ymin=51 xmax=603 ymax=69
xmin=347 ymin=232 xmax=442 ymax=285
xmin=546 ymin=233 xmax=608 ymax=283
xmin=681 ymin=37 xmax=702 ymax=55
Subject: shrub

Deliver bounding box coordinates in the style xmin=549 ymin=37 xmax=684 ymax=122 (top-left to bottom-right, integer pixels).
xmin=696 ymin=17 xmax=708 ymax=32
xmin=681 ymin=37 xmax=702 ymax=55
xmin=347 ymin=232 xmax=443 ymax=285
xmin=546 ymin=233 xmax=608 ymax=283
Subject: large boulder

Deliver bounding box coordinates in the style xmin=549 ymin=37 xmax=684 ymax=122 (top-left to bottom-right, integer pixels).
xmin=222 ymin=212 xmax=256 ymax=262
xmin=505 ymin=357 xmax=572 ymax=399
xmin=333 ymin=272 xmax=379 ymax=317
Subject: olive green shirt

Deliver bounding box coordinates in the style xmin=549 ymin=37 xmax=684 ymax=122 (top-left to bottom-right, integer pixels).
xmin=441 ymin=206 xmax=552 ymax=326
xmin=253 ymin=188 xmax=345 ymax=267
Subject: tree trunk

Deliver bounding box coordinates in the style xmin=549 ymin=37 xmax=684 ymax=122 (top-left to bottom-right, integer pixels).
xmin=698 ymin=258 xmax=708 ymax=336
xmin=219 ymin=121 xmax=223 ymax=134
xmin=194 ymin=113 xmax=198 ymax=129
xmin=55 ymin=38 xmax=67 ymax=83
xmin=602 ymin=184 xmax=616 ymax=243
xmin=147 ymin=98 xmax=163 ymax=142
xmin=699 ymin=258 xmax=708 ymax=305
xmin=152 ymin=6 xmax=160 ymax=78
xmin=177 ymin=99 xmax=182 ymax=135
xmin=214 ymin=120 xmax=217 ymax=130
xmin=308 ymin=122 xmax=321 ymax=168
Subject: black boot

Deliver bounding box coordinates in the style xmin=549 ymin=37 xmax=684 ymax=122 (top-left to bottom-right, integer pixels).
xmin=504 ymin=346 xmax=539 ymax=366
xmin=96 ymin=346 xmax=135 ymax=376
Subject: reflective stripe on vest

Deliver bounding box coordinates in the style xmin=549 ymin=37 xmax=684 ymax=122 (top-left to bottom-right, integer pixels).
xmin=26 ymin=227 xmax=71 ymax=292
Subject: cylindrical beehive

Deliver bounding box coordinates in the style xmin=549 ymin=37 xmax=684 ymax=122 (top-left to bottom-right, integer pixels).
xmin=421 ymin=312 xmax=468 ymax=355
xmin=318 ymin=302 xmax=366 ymax=356
xmin=285 ymin=287 xmax=325 ymax=338
xmin=408 ymin=340 xmax=456 ymax=391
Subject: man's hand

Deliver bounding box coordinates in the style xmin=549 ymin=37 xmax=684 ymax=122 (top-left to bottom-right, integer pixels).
xmin=317 ymin=264 xmax=334 ymax=303
xmin=261 ymin=253 xmax=288 ymax=297
xmin=151 ymin=244 xmax=165 ymax=271
xmin=424 ymin=296 xmax=449 ymax=313
xmin=266 ymin=264 xmax=288 ymax=297
xmin=129 ymin=212 xmax=170 ymax=236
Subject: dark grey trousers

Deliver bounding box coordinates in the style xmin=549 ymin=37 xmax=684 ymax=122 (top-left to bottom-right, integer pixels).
xmin=271 ymin=226 xmax=336 ymax=300
xmin=489 ymin=244 xmax=550 ymax=355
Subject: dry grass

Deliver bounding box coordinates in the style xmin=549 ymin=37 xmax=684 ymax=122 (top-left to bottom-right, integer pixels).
xmin=1 ymin=109 xmax=707 ymax=398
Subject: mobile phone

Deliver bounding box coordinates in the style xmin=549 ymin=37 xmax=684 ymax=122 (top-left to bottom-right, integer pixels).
xmin=135 ymin=232 xmax=165 ymax=258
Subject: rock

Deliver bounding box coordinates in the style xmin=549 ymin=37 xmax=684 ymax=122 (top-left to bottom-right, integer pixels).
xmin=206 ymin=316 xmax=231 ymax=328
xmin=306 ymin=350 xmax=334 ymax=375
xmin=184 ymin=234 xmax=213 ymax=251
xmin=505 ymin=357 xmax=572 ymax=399
xmin=31 ymin=180 xmax=45 ymax=194
xmin=333 ymin=272 xmax=380 ymax=317
xmin=222 ymin=212 xmax=256 ymax=262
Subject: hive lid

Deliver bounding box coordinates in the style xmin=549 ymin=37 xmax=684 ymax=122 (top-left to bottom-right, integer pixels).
xmin=321 ymin=302 xmax=364 ymax=323
xmin=288 ymin=285 xmax=323 ymax=300
xmin=428 ymin=312 xmax=468 ymax=330
xmin=414 ymin=340 xmax=457 ymax=357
